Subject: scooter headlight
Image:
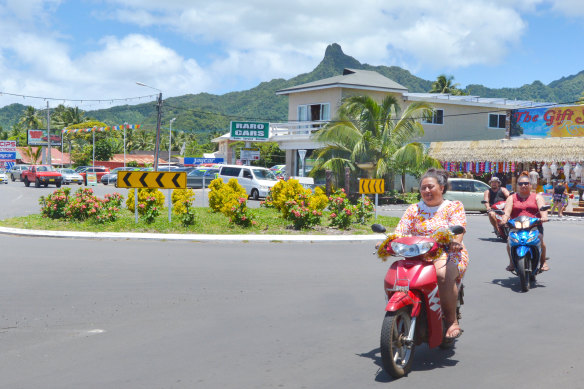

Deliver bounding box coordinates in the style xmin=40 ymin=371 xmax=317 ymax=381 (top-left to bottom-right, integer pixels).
xmin=513 ymin=219 xmax=532 ymax=229
xmin=526 ymin=230 xmax=538 ymax=243
xmin=391 ymin=241 xmax=434 ymax=257
xmin=509 ymin=234 xmax=519 ymax=243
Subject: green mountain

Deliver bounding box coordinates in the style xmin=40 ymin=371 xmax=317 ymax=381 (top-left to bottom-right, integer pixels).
xmin=1 ymin=43 xmax=583 ymax=134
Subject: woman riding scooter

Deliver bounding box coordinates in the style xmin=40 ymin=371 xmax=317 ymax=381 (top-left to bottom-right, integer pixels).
xmin=483 ymin=176 xmax=510 ymax=237
xmin=501 ymin=172 xmax=549 ymax=272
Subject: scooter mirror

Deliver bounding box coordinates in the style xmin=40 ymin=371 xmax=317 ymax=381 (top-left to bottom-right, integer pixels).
xmin=371 ymin=224 xmax=386 ymax=234
xmin=449 ymin=225 xmax=466 ymax=235
xmin=540 ymin=205 xmax=550 ymax=211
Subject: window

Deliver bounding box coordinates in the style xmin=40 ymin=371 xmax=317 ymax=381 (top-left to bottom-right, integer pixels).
xmin=450 ymin=180 xmax=473 ymax=192
xmin=221 ymin=167 xmax=241 ymax=177
xmin=422 ymin=109 xmax=444 ymax=125
xmin=242 ymin=169 xmax=253 ymax=179
xmin=489 ymin=113 xmax=506 ymax=129
xmin=297 ymin=103 xmax=330 ymax=121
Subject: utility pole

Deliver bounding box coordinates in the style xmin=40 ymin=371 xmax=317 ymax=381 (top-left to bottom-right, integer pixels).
xmin=153 ymin=92 xmax=163 ymax=170
xmin=46 ymin=101 xmax=52 ymax=165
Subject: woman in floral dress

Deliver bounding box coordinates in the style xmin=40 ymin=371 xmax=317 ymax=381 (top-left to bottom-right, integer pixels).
xmin=393 ymin=168 xmax=468 ymax=340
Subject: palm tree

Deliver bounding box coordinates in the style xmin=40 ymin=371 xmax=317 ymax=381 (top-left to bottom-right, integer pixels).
xmin=311 ymin=95 xmax=441 ymax=190
xmin=430 ymin=74 xmax=466 ymax=95
xmin=19 ymin=106 xmax=43 ymax=129
xmin=22 ymin=146 xmax=42 ymax=164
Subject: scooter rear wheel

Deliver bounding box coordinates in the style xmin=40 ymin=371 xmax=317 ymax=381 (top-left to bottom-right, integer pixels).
xmin=380 ymin=308 xmax=415 ymax=378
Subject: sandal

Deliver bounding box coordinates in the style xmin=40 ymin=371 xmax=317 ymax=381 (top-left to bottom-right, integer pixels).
xmin=445 ymin=324 xmax=464 ymax=340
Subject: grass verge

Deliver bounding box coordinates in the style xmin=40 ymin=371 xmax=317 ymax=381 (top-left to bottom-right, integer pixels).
xmin=0 ymin=207 xmax=400 ymax=235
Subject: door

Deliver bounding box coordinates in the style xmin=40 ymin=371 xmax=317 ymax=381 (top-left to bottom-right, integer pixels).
xmin=240 ymin=169 xmax=254 ymax=195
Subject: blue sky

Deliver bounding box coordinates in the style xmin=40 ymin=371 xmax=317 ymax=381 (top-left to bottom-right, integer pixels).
xmin=0 ymin=0 xmax=583 ymax=111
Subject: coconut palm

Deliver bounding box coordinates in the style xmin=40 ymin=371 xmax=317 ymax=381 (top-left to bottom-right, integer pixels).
xmin=19 ymin=106 xmax=43 ymax=129
xmin=311 ymin=95 xmax=441 ymax=188
xmin=430 ymin=74 xmax=466 ymax=95
xmin=22 ymin=146 xmax=43 ymax=164
xmin=52 ymin=106 xmax=87 ymax=128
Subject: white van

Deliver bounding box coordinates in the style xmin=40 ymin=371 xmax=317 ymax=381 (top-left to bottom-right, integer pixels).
xmin=218 ymin=165 xmax=279 ymax=200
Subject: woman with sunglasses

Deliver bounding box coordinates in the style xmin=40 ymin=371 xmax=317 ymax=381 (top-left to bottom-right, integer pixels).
xmin=501 ymin=172 xmax=549 ymax=272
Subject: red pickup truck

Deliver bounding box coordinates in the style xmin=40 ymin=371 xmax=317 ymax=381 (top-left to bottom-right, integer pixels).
xmin=22 ymin=165 xmax=63 ymax=188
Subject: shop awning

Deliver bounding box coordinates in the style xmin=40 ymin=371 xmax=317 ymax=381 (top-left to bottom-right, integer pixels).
xmin=428 ymin=137 xmax=584 ymax=163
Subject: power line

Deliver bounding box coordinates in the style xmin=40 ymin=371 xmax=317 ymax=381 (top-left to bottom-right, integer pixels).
xmin=0 ymin=91 xmax=158 ymax=104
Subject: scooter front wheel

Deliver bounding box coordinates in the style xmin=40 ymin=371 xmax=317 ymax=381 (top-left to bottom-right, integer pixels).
xmin=516 ymin=256 xmax=530 ymax=292
xmin=380 ymin=308 xmax=415 ymax=378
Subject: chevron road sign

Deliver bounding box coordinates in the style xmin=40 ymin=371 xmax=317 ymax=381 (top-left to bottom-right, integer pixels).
xmin=117 ymin=171 xmax=187 ymax=189
xmin=359 ymin=178 xmax=385 ymax=194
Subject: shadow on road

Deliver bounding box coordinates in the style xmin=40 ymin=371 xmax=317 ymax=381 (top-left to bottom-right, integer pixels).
xmin=477 ymin=237 xmax=505 ymax=243
xmin=357 ymin=345 xmax=459 ymax=382
xmin=490 ymin=277 xmax=547 ymax=292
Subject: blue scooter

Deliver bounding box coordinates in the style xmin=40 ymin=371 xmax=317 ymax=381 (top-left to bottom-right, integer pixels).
xmin=503 ymin=205 xmax=550 ymax=292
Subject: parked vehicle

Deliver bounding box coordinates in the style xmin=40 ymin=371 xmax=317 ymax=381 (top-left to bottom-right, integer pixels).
xmin=217 ymin=165 xmax=278 ymax=200
xmin=22 ymin=165 xmax=63 ymax=188
xmin=75 ymin=166 xmax=91 ymax=173
xmin=101 ymin=167 xmax=141 ymax=185
xmin=372 ymin=223 xmax=466 ymax=378
xmin=270 ymin=164 xmax=287 ymax=179
xmin=444 ymin=178 xmax=491 ymax=211
xmin=504 ymin=206 xmax=550 ymax=292
xmin=9 ymin=164 xmax=29 ymax=181
xmin=0 ymin=170 xmax=9 ymax=184
xmin=79 ymin=166 xmax=110 ymax=184
xmin=186 ymin=168 xmax=219 ymax=188
xmin=58 ymin=168 xmax=83 ymax=185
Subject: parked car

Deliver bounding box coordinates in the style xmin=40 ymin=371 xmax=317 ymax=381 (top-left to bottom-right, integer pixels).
xmin=78 ymin=166 xmax=110 ymax=184
xmin=270 ymin=164 xmax=287 ymax=179
xmin=186 ymin=168 xmax=219 ymax=189
xmin=444 ymin=178 xmax=491 ymax=212
xmin=0 ymin=170 xmax=9 ymax=184
xmin=75 ymin=166 xmax=91 ymax=173
xmin=101 ymin=167 xmax=141 ymax=185
xmin=21 ymin=165 xmax=63 ymax=188
xmin=218 ymin=164 xmax=278 ymax=200
xmin=57 ymin=168 xmax=83 ymax=185
xmin=9 ymin=164 xmax=29 ymax=181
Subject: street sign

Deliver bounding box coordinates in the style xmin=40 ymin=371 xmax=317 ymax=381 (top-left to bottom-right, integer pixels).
xmin=230 ymin=121 xmax=270 ymax=141
xmin=240 ymin=148 xmax=260 ymax=161
xmin=117 ymin=171 xmax=187 ymax=189
xmin=184 ymin=157 xmax=224 ymax=166
xmin=359 ymin=178 xmax=385 ymax=194
xmin=0 ymin=140 xmax=16 ymax=152
xmin=0 ymin=141 xmax=16 ymax=171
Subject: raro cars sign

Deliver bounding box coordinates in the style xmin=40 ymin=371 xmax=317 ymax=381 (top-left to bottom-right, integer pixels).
xmin=27 ymin=129 xmax=62 ymax=146
xmin=230 ymin=121 xmax=270 ymax=142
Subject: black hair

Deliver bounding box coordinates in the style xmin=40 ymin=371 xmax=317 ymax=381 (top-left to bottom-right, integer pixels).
xmin=420 ymin=168 xmax=449 ymax=194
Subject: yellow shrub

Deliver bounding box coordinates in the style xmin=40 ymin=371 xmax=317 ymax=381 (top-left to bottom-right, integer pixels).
xmin=171 ymin=188 xmax=195 ymax=215
xmin=308 ymin=186 xmax=329 ymax=211
xmin=126 ymin=188 xmax=166 ymax=215
xmin=271 ymin=179 xmax=309 ymax=217
xmin=208 ymin=178 xmax=247 ymax=214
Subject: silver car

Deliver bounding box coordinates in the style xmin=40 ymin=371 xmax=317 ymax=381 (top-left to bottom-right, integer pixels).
xmin=9 ymin=164 xmax=29 ymax=182
xmin=58 ymin=168 xmax=84 ymax=185
xmin=444 ymin=178 xmax=491 ymax=212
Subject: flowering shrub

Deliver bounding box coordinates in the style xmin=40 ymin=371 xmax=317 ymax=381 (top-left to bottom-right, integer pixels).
xmin=308 ymin=187 xmax=329 ymax=211
xmin=270 ymin=179 xmax=309 ymax=217
xmin=260 ymin=187 xmax=276 ymax=208
xmin=39 ymin=187 xmax=71 ymax=219
xmin=171 ymin=188 xmax=195 ymax=215
xmin=66 ymin=188 xmax=102 ymax=221
xmin=354 ymin=196 xmax=374 ymax=224
xmin=179 ymin=201 xmax=197 ymax=227
xmin=208 ymin=178 xmax=247 ymax=214
xmin=328 ymin=189 xmax=353 ymax=229
xmin=126 ymin=188 xmax=165 ymax=215
xmin=140 ymin=195 xmax=161 ymax=224
xmin=226 ymin=197 xmax=257 ymax=227
xmin=96 ymin=192 xmax=124 ymax=223
xmin=285 ymin=193 xmax=322 ymax=229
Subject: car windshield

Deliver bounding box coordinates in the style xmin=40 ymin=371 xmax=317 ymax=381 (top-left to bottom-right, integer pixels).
xmin=37 ymin=166 xmax=55 ymax=172
xmin=60 ymin=169 xmax=75 ymax=174
xmin=188 ymin=169 xmax=207 ymax=177
xmin=252 ymin=169 xmax=277 ymax=181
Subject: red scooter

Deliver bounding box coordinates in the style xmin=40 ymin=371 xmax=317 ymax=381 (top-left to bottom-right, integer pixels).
xmin=371 ymin=223 xmax=465 ymax=379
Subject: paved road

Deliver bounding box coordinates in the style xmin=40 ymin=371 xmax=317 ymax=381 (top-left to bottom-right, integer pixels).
xmin=0 ymin=215 xmax=583 ymax=388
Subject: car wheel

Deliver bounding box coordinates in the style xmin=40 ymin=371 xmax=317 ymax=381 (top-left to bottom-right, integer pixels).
xmin=78 ymin=182 xmax=82 ymax=185
xmin=10 ymin=174 xmax=15 ymax=182
xmin=251 ymin=189 xmax=260 ymax=201
xmin=35 ymin=178 xmax=40 ymax=188
xmin=56 ymin=182 xmax=61 ymax=188
xmin=24 ymin=177 xmax=30 ymax=187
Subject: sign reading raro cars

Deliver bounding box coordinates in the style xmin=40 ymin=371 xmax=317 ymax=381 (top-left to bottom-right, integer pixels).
xmin=230 ymin=121 xmax=270 ymax=141
xmin=27 ymin=129 xmax=62 ymax=146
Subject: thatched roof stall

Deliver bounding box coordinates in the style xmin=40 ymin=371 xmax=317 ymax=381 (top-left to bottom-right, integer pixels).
xmin=428 ymin=137 xmax=584 ymax=163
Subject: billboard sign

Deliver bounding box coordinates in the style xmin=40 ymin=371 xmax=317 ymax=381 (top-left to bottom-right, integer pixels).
xmin=0 ymin=140 xmax=16 ymax=152
xmin=240 ymin=148 xmax=260 ymax=161
xmin=0 ymin=141 xmax=16 ymax=170
xmin=27 ymin=129 xmax=62 ymax=146
xmin=510 ymin=105 xmax=584 ymax=138
xmin=183 ymin=157 xmax=224 ymax=166
xmin=230 ymin=121 xmax=270 ymax=141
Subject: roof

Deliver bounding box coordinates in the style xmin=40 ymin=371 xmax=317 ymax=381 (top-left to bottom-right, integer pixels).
xmin=276 ymin=68 xmax=408 ymax=95
xmin=428 ymin=137 xmax=584 ymax=163
xmin=16 ymin=147 xmax=71 ymax=165
xmin=405 ymin=93 xmax=555 ymax=110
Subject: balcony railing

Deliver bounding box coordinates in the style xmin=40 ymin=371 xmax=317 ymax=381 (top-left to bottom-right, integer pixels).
xmin=269 ymin=121 xmax=327 ymax=138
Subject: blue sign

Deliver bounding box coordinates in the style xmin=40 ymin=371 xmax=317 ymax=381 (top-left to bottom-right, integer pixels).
xmin=184 ymin=157 xmax=224 ymax=166
xmin=0 ymin=152 xmax=16 ymax=160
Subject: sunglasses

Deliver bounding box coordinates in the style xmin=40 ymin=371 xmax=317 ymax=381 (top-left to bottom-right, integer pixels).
xmin=517 ymin=182 xmax=530 ymax=186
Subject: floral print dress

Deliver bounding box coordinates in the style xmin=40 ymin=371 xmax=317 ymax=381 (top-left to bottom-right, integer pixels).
xmin=394 ymin=200 xmax=469 ymax=278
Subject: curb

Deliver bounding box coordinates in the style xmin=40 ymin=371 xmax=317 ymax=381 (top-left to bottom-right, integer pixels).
xmin=0 ymin=226 xmax=384 ymax=243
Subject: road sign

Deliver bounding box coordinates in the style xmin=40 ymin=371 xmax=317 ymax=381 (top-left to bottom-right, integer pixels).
xmin=184 ymin=157 xmax=224 ymax=166
xmin=230 ymin=121 xmax=270 ymax=141
xmin=359 ymin=178 xmax=385 ymax=194
xmin=240 ymin=148 xmax=260 ymax=160
xmin=117 ymin=171 xmax=187 ymax=189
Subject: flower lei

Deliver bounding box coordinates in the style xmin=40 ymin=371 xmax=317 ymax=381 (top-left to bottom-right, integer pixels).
xmin=377 ymin=228 xmax=455 ymax=262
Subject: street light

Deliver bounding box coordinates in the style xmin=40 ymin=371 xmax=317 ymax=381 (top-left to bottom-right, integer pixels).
xmin=169 ymin=117 xmax=176 ymax=168
xmin=136 ymin=82 xmax=163 ymax=170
